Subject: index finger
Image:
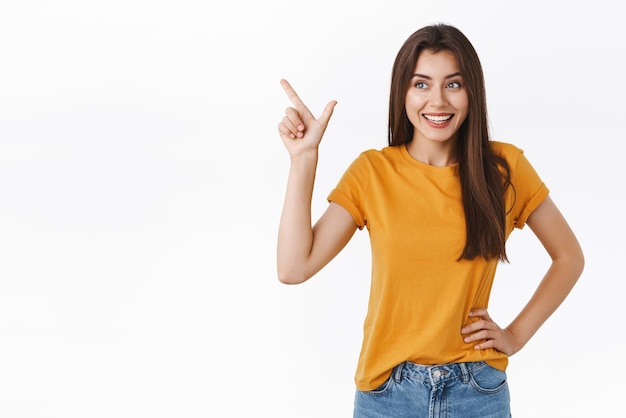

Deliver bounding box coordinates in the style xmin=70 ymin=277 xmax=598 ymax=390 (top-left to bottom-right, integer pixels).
xmin=280 ymin=79 xmax=311 ymax=114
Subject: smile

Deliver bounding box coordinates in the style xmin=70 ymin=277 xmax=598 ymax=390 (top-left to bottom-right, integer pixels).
xmin=423 ymin=114 xmax=453 ymax=124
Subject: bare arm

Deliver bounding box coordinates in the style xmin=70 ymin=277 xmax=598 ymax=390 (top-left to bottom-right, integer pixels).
xmin=276 ymin=80 xmax=357 ymax=284
xmin=462 ymin=196 xmax=585 ymax=355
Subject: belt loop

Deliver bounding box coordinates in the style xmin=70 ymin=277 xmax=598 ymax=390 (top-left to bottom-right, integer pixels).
xmin=393 ymin=362 xmax=405 ymax=382
xmin=460 ymin=363 xmax=469 ymax=384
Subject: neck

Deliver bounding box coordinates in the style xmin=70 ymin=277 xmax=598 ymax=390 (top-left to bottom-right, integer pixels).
xmin=405 ymin=139 xmax=458 ymax=167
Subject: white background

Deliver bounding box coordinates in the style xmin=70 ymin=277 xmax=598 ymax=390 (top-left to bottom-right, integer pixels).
xmin=0 ymin=0 xmax=624 ymax=417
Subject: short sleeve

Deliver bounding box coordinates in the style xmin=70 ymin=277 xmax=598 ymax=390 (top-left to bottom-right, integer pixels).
xmin=327 ymin=152 xmax=372 ymax=230
xmin=507 ymin=147 xmax=550 ymax=229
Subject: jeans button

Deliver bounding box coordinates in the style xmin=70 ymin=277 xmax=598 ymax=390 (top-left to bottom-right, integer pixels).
xmin=433 ymin=370 xmax=441 ymax=379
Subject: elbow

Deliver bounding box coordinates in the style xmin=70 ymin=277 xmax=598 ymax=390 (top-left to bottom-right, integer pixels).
xmin=571 ymin=239 xmax=585 ymax=278
xmin=574 ymin=249 xmax=585 ymax=278
xmin=277 ymin=267 xmax=310 ymax=285
xmin=562 ymin=246 xmax=585 ymax=282
xmin=277 ymin=254 xmax=318 ymax=284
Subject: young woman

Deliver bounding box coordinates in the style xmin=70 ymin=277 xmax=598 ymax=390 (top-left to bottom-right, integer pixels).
xmin=276 ymin=24 xmax=583 ymax=417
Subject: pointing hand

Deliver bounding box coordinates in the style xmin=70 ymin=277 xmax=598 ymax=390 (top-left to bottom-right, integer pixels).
xmin=277 ymin=79 xmax=337 ymax=158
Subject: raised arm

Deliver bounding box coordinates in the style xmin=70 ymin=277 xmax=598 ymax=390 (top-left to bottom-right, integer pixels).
xmin=462 ymin=196 xmax=584 ymax=354
xmin=276 ymin=79 xmax=357 ymax=284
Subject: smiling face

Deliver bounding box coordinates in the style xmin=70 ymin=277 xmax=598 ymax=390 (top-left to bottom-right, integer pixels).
xmin=405 ymin=49 xmax=469 ymax=148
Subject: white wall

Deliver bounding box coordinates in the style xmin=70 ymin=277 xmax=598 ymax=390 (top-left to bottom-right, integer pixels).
xmin=0 ymin=0 xmax=623 ymax=416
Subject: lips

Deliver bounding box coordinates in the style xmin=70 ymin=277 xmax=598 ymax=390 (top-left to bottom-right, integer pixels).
xmin=423 ymin=114 xmax=453 ymax=123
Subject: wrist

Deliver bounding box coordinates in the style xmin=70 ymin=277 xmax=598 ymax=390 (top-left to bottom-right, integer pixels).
xmin=290 ymin=148 xmax=319 ymax=164
xmin=504 ymin=326 xmax=527 ymax=355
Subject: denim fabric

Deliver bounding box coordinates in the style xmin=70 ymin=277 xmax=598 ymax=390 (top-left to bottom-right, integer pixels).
xmin=353 ymin=361 xmax=511 ymax=418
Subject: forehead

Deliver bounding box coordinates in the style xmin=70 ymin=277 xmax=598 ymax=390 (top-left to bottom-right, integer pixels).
xmin=413 ymin=49 xmax=460 ymax=73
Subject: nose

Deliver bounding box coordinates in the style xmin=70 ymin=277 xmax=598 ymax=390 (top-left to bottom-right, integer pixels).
xmin=429 ymin=87 xmax=448 ymax=107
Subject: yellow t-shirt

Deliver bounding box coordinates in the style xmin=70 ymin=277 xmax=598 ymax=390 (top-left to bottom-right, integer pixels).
xmin=327 ymin=141 xmax=549 ymax=391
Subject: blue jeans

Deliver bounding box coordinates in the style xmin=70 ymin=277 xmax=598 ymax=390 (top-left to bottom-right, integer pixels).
xmin=354 ymin=361 xmax=511 ymax=418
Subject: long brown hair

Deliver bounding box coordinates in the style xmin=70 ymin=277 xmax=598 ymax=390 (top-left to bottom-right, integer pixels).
xmin=388 ymin=24 xmax=511 ymax=261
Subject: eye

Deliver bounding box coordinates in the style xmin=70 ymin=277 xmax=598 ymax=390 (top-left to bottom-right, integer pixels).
xmin=447 ymin=81 xmax=461 ymax=88
xmin=414 ymin=81 xmax=428 ymax=89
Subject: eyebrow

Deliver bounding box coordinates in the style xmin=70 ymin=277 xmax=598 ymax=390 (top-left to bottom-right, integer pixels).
xmin=412 ymin=72 xmax=462 ymax=80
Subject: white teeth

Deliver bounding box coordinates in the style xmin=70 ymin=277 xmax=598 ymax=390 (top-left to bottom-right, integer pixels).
xmin=424 ymin=114 xmax=452 ymax=123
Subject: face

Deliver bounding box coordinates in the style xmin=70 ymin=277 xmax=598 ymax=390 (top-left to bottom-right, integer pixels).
xmin=405 ymin=49 xmax=469 ymax=145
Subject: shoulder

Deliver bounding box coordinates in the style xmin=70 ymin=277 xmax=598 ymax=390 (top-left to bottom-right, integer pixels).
xmin=490 ymin=140 xmax=546 ymax=188
xmin=342 ymin=146 xmax=406 ymax=178
xmin=489 ymin=140 xmax=522 ymax=156
xmin=489 ymin=140 xmax=524 ymax=168
xmin=357 ymin=145 xmax=403 ymax=164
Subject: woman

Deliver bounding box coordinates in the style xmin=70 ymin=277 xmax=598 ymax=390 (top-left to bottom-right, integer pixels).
xmin=276 ymin=24 xmax=583 ymax=417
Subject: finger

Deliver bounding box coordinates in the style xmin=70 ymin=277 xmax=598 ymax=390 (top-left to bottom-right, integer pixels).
xmin=461 ymin=321 xmax=485 ymax=336
xmin=468 ymin=310 xmax=495 ymax=326
xmin=463 ymin=329 xmax=491 ymax=344
xmin=461 ymin=318 xmax=497 ymax=335
xmin=280 ymin=79 xmax=313 ymax=118
xmin=284 ymin=107 xmax=305 ymax=133
xmin=473 ymin=339 xmax=496 ymax=350
xmin=469 ymin=308 xmax=490 ymax=319
xmin=277 ymin=122 xmax=296 ymax=139
xmin=281 ymin=117 xmax=304 ymax=139
xmin=281 ymin=114 xmax=299 ymax=135
xmin=317 ymin=100 xmax=338 ymax=128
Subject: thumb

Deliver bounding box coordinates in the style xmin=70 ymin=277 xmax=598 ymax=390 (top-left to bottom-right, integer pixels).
xmin=317 ymin=100 xmax=337 ymax=128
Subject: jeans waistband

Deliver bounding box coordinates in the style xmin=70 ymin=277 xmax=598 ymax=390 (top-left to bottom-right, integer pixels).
xmin=393 ymin=361 xmax=488 ymax=385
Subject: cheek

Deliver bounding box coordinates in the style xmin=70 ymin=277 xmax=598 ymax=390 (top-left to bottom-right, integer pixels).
xmin=452 ymin=98 xmax=469 ymax=124
xmin=457 ymin=95 xmax=469 ymax=119
xmin=404 ymin=101 xmax=422 ymax=125
xmin=457 ymin=109 xmax=469 ymax=125
xmin=405 ymin=94 xmax=425 ymax=114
